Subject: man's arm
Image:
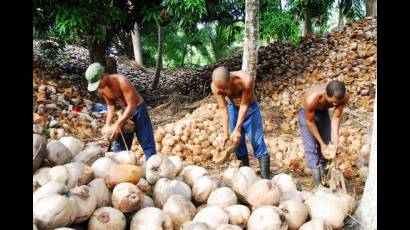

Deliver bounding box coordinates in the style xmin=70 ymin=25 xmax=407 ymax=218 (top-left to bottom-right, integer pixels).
xmin=331 ymin=94 xmax=349 ymax=148
xmin=100 ymin=92 xmax=115 ymax=126
xmin=305 ymin=106 xmax=326 ymax=147
xmin=234 ymin=80 xmax=253 ymax=132
xmin=211 ymin=83 xmax=229 ymax=137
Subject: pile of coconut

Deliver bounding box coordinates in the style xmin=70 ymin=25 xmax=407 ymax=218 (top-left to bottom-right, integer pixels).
xmin=34 ymin=133 xmax=356 ymax=230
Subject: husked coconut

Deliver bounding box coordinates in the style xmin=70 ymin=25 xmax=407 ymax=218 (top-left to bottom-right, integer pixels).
xmin=136 ymin=178 xmax=152 ymax=194
xmin=112 ymin=182 xmax=144 ymax=213
xmin=33 ymin=183 xmax=77 ymax=230
xmin=104 ymin=164 xmax=144 ymax=189
xmin=33 ymin=167 xmax=51 ymax=191
xmin=300 ymin=191 xmax=313 ymax=201
xmin=153 ymin=178 xmax=192 ymax=208
xmin=231 ymin=167 xmax=258 ymax=202
xmin=59 ymin=136 xmax=84 ymax=157
xmin=271 ymin=173 xmax=297 ymax=194
xmin=215 ymin=224 xmax=242 ymax=230
xmin=207 ymin=187 xmax=237 ymax=208
xmin=34 ymin=182 xmax=69 ymax=206
xmin=45 ymin=140 xmax=72 ymax=166
xmin=88 ymin=207 xmax=126 ymax=230
xmin=222 ymin=167 xmax=238 ymax=188
xmin=88 ymin=178 xmax=111 ymax=207
xmin=224 ymin=205 xmax=250 ymax=228
xmin=299 ymin=219 xmax=332 ymax=230
xmin=247 ymin=179 xmax=281 ymax=208
xmin=48 ymin=162 xmax=93 ymax=188
xmin=168 ymin=155 xmax=184 ymax=175
xmin=192 ymin=176 xmax=218 ymax=204
xmin=70 ymin=185 xmax=97 ymax=223
xmin=180 ymin=221 xmax=209 ymax=230
xmin=106 ymin=151 xmax=136 ymax=165
xmin=33 ymin=134 xmax=47 ymax=172
xmin=193 ymin=206 xmax=229 ymax=229
xmin=130 ymin=207 xmax=173 ymax=230
xmin=180 ymin=165 xmax=208 ymax=187
xmin=163 ymin=194 xmax=197 ymax=229
xmin=280 ymin=190 xmax=304 ymax=203
xmin=335 ymin=192 xmax=356 ymax=214
xmin=279 ymin=199 xmax=308 ymax=230
xmin=33 ymin=224 xmax=37 ymax=230
xmin=305 ymin=189 xmax=347 ymax=229
xmin=54 ymin=227 xmax=76 ymax=230
xmin=247 ymin=206 xmax=286 ymax=230
xmin=146 ymin=154 xmax=177 ymax=184
xmin=91 ymin=157 xmax=116 ymax=178
xmin=73 ymin=146 xmax=104 ymax=166
xmin=142 ymin=195 xmax=154 ymax=208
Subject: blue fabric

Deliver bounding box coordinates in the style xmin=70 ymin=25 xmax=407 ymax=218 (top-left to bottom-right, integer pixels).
xmin=112 ymin=102 xmax=156 ymax=160
xmin=227 ymin=101 xmax=268 ymax=159
xmin=93 ymin=105 xmax=108 ymax=112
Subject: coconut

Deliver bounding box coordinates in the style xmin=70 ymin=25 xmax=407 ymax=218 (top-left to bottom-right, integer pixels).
xmin=304 ymin=189 xmax=347 ymax=229
xmin=33 ymin=184 xmax=77 ymax=230
xmin=59 ymin=136 xmax=84 ymax=157
xmin=224 ymin=205 xmax=250 ymax=228
xmin=222 ymin=167 xmax=238 ymax=188
xmin=142 ymin=195 xmax=155 ymax=208
xmin=215 ymin=224 xmax=242 ymax=230
xmin=54 ymin=228 xmax=76 ymax=230
xmin=299 ymin=219 xmax=332 ymax=230
xmin=88 ymin=178 xmax=111 ymax=208
xmin=91 ymin=157 xmax=117 ymax=178
xmin=112 ymin=182 xmax=144 ymax=213
xmin=168 ymin=156 xmax=184 ymax=175
xmin=335 ymin=192 xmax=356 ymax=214
xmin=193 ymin=206 xmax=229 ymax=229
xmin=136 ymin=178 xmax=152 ymax=194
xmin=279 ymin=199 xmax=308 ymax=230
xmin=106 ymin=151 xmax=137 ymax=165
xmin=33 ymin=134 xmax=47 ymax=172
xmin=247 ymin=206 xmax=286 ymax=230
xmin=146 ymin=154 xmax=177 ymax=184
xmin=70 ymin=185 xmax=97 ymax=223
xmin=163 ymin=194 xmax=197 ymax=229
xmin=180 ymin=221 xmax=210 ymax=230
xmin=48 ymin=162 xmax=93 ymax=188
xmin=153 ymin=178 xmax=192 ymax=208
xmin=88 ymin=207 xmax=126 ymax=230
xmin=192 ymin=176 xmax=218 ymax=204
xmin=231 ymin=167 xmax=258 ymax=202
xmin=280 ymin=190 xmax=304 ymax=203
xmin=104 ymin=164 xmax=144 ymax=189
xmin=44 ymin=140 xmax=72 ymax=166
xmin=33 ymin=167 xmax=51 ymax=191
xmin=33 ymin=224 xmax=38 ymax=230
xmin=73 ymin=146 xmax=104 ymax=166
xmin=271 ymin=173 xmax=297 ymax=194
xmin=207 ymin=187 xmax=237 ymax=208
xmin=180 ymin=165 xmax=208 ymax=187
xmin=130 ymin=207 xmax=173 ymax=230
xmin=247 ymin=179 xmax=281 ymax=209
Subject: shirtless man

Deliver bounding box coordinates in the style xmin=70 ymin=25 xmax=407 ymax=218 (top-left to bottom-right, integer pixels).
xmin=84 ymin=63 xmax=156 ymax=160
xmin=298 ymin=80 xmax=349 ymax=187
xmin=211 ymin=66 xmax=270 ymax=179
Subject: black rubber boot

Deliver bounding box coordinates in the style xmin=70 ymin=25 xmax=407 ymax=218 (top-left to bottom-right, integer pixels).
xmin=258 ymin=155 xmax=271 ymax=179
xmin=311 ymin=168 xmax=322 ymax=188
xmin=237 ymin=155 xmax=250 ymax=167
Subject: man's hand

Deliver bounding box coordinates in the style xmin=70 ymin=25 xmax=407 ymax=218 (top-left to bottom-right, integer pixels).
xmin=222 ymin=132 xmax=229 ymax=145
xmin=321 ymin=143 xmax=337 ymax=159
xmin=230 ymin=129 xmax=241 ymax=146
xmin=108 ymin=123 xmax=121 ymax=141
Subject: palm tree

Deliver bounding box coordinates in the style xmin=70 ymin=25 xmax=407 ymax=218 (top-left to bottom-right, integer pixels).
xmin=337 ymin=0 xmax=365 ymax=28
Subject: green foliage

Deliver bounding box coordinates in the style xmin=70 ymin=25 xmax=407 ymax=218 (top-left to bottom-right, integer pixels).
xmin=287 ymin=0 xmax=334 ymax=32
xmin=162 ymin=0 xmax=207 ymax=28
xmin=338 ymin=0 xmax=365 ymax=22
xmin=260 ymin=11 xmax=300 ymax=44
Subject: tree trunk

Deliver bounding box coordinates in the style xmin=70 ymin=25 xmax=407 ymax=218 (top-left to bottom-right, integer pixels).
xmin=305 ymin=10 xmax=313 ymax=35
xmin=151 ymin=25 xmax=164 ymax=90
xmin=180 ymin=43 xmax=188 ymax=68
xmin=122 ymin=33 xmax=134 ymax=59
xmin=338 ymin=4 xmax=344 ymax=28
xmin=131 ymin=22 xmax=143 ymax=65
xmin=242 ymin=0 xmax=259 ymax=82
xmin=88 ymin=41 xmax=107 ymax=67
xmin=279 ymin=0 xmax=282 ymax=11
xmin=366 ymin=0 xmax=377 ymax=17
xmin=354 ymin=92 xmax=377 ymax=230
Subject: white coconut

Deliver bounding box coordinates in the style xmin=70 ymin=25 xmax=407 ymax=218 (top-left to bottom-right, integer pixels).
xmin=207 ymin=187 xmax=237 ymax=208
xmin=279 ymin=199 xmax=308 ymax=230
xmin=130 ymin=207 xmax=173 ymax=230
xmin=180 ymin=221 xmax=210 ymax=230
xmin=91 ymin=157 xmax=117 ymax=178
xmin=141 ymin=195 xmax=155 ymax=208
xmin=70 ymin=185 xmax=97 ymax=223
xmin=222 ymin=167 xmax=238 ymax=188
xmin=33 ymin=167 xmax=51 ymax=191
xmin=33 ymin=182 xmax=69 ymax=207
xmin=299 ymin=219 xmax=332 ymax=230
xmin=192 ymin=176 xmax=218 ymax=204
xmin=247 ymin=206 xmax=285 ymax=230
xmin=224 ymin=205 xmax=250 ymax=228
xmin=231 ymin=167 xmax=258 ymax=202
xmin=180 ymin=165 xmax=208 ymax=187
xmin=168 ymin=155 xmax=184 ymax=176
xmin=106 ymin=151 xmax=137 ymax=165
xmin=153 ymin=178 xmax=192 ymax=208
xmin=146 ymin=154 xmax=177 ymax=184
xmin=247 ymin=179 xmax=281 ymax=209
xmin=33 ymin=134 xmax=47 ymax=172
xmin=280 ymin=190 xmax=304 ymax=203
xmin=59 ymin=136 xmax=84 ymax=157
xmin=45 ymin=140 xmax=72 ymax=166
xmin=88 ymin=178 xmax=111 ymax=207
xmin=272 ymin=173 xmax=297 ymax=194
xmin=112 ymin=182 xmax=144 ymax=213
xmin=215 ymin=224 xmax=242 ymax=230
xmin=88 ymin=207 xmax=126 ymax=230
xmin=304 ymin=189 xmax=347 ymax=229
xmin=300 ymin=191 xmax=313 ymax=201
xmin=48 ymin=162 xmax=93 ymax=188
xmin=73 ymin=145 xmax=104 ymax=166
xmin=163 ymin=194 xmax=197 ymax=229
xmin=193 ymin=206 xmax=229 ymax=229
xmin=136 ymin=178 xmax=152 ymax=194
xmin=335 ymin=192 xmax=356 ymax=214
xmin=33 ymin=224 xmax=38 ymax=230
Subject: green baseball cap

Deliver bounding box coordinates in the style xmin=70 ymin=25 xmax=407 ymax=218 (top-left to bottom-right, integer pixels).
xmin=85 ymin=63 xmax=104 ymax=91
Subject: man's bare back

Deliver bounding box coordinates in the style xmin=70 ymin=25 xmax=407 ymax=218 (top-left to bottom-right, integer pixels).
xmin=302 ymin=84 xmax=349 ymax=111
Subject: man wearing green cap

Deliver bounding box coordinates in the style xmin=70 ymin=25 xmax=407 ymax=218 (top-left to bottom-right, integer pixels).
xmin=85 ymin=62 xmax=156 ymax=159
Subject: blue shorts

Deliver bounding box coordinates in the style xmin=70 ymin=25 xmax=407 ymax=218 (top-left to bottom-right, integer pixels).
xmin=112 ymin=102 xmax=156 ymax=160
xmin=227 ymin=101 xmax=268 ymax=159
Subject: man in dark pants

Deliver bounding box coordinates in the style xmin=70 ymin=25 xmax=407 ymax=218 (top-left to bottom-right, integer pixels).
xmin=298 ymin=80 xmax=349 ymax=187
xmin=211 ymin=66 xmax=271 ymax=179
xmin=84 ymin=63 xmax=156 ymax=160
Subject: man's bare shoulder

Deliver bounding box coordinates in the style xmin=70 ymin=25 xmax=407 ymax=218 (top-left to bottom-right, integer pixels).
xmin=231 ymin=71 xmax=253 ymax=86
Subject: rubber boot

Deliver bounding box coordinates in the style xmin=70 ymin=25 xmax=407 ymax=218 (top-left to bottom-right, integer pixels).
xmin=311 ymin=168 xmax=322 ymax=188
xmin=258 ymin=155 xmax=271 ymax=179
xmin=319 ymin=161 xmax=328 ymax=185
xmin=237 ymin=155 xmax=250 ymax=167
